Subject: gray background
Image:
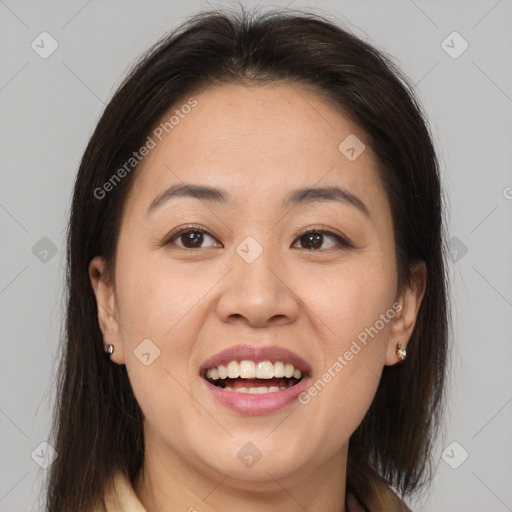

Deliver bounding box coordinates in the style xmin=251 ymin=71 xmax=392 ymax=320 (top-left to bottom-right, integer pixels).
xmin=1 ymin=0 xmax=511 ymax=510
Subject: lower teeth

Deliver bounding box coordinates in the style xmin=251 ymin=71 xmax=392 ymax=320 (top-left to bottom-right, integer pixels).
xmin=224 ymin=386 xmax=288 ymax=394
xmin=206 ymin=376 xmax=301 ymax=393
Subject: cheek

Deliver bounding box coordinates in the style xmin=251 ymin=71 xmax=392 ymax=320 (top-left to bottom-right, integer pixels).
xmin=304 ymin=259 xmax=396 ymax=347
xmin=296 ymin=260 xmax=395 ymax=432
xmin=115 ymin=253 xmax=212 ymax=341
xmin=114 ymin=261 xmax=207 ymax=433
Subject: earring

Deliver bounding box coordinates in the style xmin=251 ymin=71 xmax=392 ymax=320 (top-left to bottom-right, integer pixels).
xmin=106 ymin=344 xmax=114 ymax=357
xmin=396 ymin=342 xmax=406 ymax=361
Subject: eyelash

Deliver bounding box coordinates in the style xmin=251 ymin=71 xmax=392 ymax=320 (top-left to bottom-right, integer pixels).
xmin=162 ymin=224 xmax=353 ymax=251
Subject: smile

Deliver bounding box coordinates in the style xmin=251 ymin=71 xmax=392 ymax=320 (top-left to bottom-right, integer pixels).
xmin=199 ymin=345 xmax=312 ymax=415
xmin=204 ymin=360 xmax=304 ymax=393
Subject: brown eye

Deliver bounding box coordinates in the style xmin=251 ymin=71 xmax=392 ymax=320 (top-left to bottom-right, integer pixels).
xmin=294 ymin=228 xmax=351 ymax=250
xmin=164 ymin=226 xmax=220 ymax=249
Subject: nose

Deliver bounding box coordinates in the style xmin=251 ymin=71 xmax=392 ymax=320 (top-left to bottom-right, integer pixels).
xmin=214 ymin=242 xmax=300 ymax=328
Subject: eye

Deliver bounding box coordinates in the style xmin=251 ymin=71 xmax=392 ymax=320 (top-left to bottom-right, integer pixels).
xmin=164 ymin=225 xmax=221 ymax=250
xmin=293 ymin=227 xmax=352 ymax=251
xmin=163 ymin=224 xmax=352 ymax=251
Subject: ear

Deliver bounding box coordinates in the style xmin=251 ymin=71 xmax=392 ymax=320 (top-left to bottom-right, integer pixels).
xmin=88 ymin=255 xmax=125 ymax=365
xmin=385 ymin=260 xmax=427 ymax=366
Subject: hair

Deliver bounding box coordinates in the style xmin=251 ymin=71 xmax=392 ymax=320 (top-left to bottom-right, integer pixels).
xmin=45 ymin=5 xmax=450 ymax=511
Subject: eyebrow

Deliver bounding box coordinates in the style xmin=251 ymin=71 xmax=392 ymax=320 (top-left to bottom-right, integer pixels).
xmin=146 ymin=183 xmax=370 ymax=218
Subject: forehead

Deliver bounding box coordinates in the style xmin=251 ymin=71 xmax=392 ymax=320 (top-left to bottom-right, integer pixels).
xmin=124 ymin=83 xmax=387 ymax=218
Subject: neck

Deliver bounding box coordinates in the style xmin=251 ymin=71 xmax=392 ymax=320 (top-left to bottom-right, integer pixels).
xmin=134 ymin=439 xmax=348 ymax=512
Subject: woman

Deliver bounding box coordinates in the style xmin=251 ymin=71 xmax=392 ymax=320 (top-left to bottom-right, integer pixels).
xmin=46 ymin=6 xmax=449 ymax=511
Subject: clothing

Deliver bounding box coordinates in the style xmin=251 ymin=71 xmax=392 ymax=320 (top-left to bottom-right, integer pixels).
xmin=100 ymin=469 xmax=412 ymax=511
xmin=101 ymin=471 xmax=145 ymax=511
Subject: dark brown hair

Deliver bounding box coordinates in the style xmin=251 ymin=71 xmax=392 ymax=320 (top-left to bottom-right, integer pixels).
xmin=46 ymin=6 xmax=450 ymax=511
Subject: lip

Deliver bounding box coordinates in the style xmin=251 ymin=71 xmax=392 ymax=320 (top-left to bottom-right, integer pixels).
xmin=202 ymin=376 xmax=311 ymax=415
xmin=199 ymin=344 xmax=312 ymax=376
xmin=199 ymin=344 xmax=312 ymax=416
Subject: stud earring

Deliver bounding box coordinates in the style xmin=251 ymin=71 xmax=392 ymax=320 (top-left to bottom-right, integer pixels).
xmin=396 ymin=342 xmax=406 ymax=361
xmin=106 ymin=344 xmax=114 ymax=357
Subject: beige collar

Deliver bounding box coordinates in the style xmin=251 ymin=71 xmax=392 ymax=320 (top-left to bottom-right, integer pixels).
xmin=102 ymin=470 xmax=146 ymax=511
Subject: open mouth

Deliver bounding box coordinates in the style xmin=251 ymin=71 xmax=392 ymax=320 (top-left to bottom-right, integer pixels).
xmin=202 ymin=360 xmax=308 ymax=394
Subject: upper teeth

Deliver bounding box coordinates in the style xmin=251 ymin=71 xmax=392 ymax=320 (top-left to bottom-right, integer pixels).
xmin=205 ymin=360 xmax=302 ymax=380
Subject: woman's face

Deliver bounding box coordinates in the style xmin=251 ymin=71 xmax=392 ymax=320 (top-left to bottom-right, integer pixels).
xmin=90 ymin=83 xmax=425 ymax=492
